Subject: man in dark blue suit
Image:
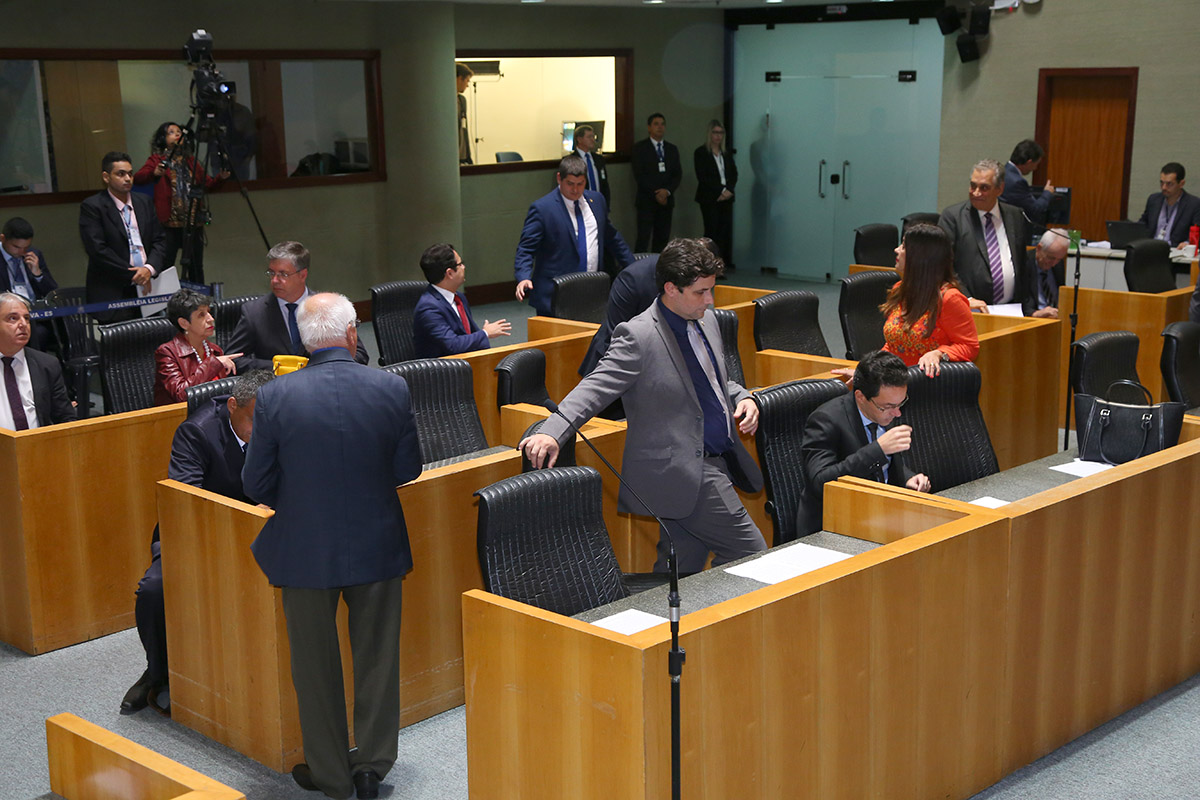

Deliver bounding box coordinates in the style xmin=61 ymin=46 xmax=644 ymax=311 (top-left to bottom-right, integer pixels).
xmin=1137 ymin=162 xmax=1200 ymax=248
xmin=578 ymin=253 xmax=658 ymax=376
xmin=514 ymin=154 xmax=634 ymax=317
xmin=1000 ymin=140 xmax=1055 ymax=233
xmin=243 ymin=293 xmax=422 ymax=800
xmin=2 ymin=218 xmax=59 ymax=352
xmin=631 ymin=112 xmax=683 ymax=253
xmin=413 ymin=242 xmax=509 ymax=358
xmin=121 ymin=369 xmax=274 ymax=716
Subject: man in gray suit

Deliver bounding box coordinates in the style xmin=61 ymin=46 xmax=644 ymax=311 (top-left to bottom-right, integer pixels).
xmin=938 ymin=158 xmax=1032 ymax=311
xmin=522 ymin=238 xmax=766 ymax=573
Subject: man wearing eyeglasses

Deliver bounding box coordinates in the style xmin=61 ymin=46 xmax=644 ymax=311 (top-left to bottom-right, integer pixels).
xmin=228 ymin=240 xmax=368 ymax=373
xmin=797 ymin=350 xmax=931 ymax=538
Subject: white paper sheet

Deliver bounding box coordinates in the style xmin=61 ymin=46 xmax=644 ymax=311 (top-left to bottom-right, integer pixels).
xmin=985 ymin=303 xmax=1024 ymax=318
xmin=725 ymin=543 xmax=851 ymax=585
xmin=969 ymin=496 xmax=1010 ymax=508
xmin=1049 ymin=458 xmax=1114 ymax=478
xmin=140 ymin=266 xmax=180 ymax=317
xmin=590 ymin=608 xmax=667 ymax=636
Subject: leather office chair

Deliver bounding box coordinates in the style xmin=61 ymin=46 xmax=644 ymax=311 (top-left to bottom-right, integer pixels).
xmin=853 ymin=223 xmax=899 ymax=267
xmin=518 ymin=419 xmax=576 ymax=472
xmin=98 ymin=318 xmax=176 ymax=414
xmin=753 ymin=290 xmax=831 ymax=357
xmin=901 ymin=212 xmax=940 ymax=234
xmin=495 ymin=348 xmax=551 ymax=410
xmin=495 ymin=151 xmax=523 ymax=163
xmin=902 ymin=362 xmax=998 ymax=491
xmin=210 ymin=294 xmax=257 ymax=353
xmin=753 ymin=378 xmax=849 ymax=545
xmin=1123 ymin=239 xmax=1175 ymax=293
xmin=370 ymin=280 xmax=427 ymax=366
xmin=838 ymin=270 xmax=895 ymax=360
xmin=712 ymin=308 xmax=745 ymax=387
xmin=185 ymin=376 xmax=238 ymax=416
xmin=1070 ymin=331 xmax=1142 ymax=403
xmin=551 ymin=271 xmax=611 ymax=323
xmin=632 ymin=252 xmax=657 ymax=261
xmin=1161 ymin=321 xmax=1200 ymax=407
xmin=382 ymin=358 xmax=507 ymax=466
xmin=43 ymin=287 xmax=99 ymax=418
xmin=475 ymin=466 xmax=664 ymax=616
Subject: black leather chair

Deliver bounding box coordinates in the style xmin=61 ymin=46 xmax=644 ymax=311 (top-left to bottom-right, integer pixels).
xmin=838 ymin=270 xmax=895 ymax=360
xmin=495 ymin=151 xmax=523 ymax=163
xmin=1123 ymin=239 xmax=1175 ymax=293
xmin=210 ymin=294 xmax=257 ymax=353
xmin=495 ymin=348 xmax=551 ymax=410
xmin=902 ymin=362 xmax=998 ymax=492
xmin=632 ymin=252 xmax=657 ymax=261
xmin=753 ymin=290 xmax=831 ymax=357
xmin=753 ymin=378 xmax=849 ymax=545
xmin=185 ymin=376 xmax=238 ymax=416
xmin=711 ymin=308 xmax=745 ymax=387
xmin=1070 ymin=330 xmax=1142 ymax=403
xmin=1161 ymin=321 xmax=1200 ymax=407
xmin=551 ymin=271 xmax=611 ymax=324
xmin=901 ymin=212 xmax=940 ymax=234
xmin=382 ymin=358 xmax=506 ymax=467
xmin=475 ymin=466 xmax=664 ymax=616
xmin=370 ymin=280 xmax=427 ymax=366
xmin=98 ymin=318 xmax=176 ymax=414
xmin=43 ymin=286 xmax=99 ymax=418
xmin=518 ymin=419 xmax=576 ymax=472
xmin=853 ymin=223 xmax=899 ymax=267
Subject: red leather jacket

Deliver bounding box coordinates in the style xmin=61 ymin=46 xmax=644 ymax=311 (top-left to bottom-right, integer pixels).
xmin=154 ymin=334 xmax=228 ymax=406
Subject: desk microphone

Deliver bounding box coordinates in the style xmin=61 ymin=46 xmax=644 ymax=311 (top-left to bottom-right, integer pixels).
xmin=539 ymin=398 xmax=687 ymax=800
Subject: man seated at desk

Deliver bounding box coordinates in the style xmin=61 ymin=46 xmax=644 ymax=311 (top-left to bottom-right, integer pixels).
xmin=0 ymin=292 xmax=74 ymax=430
xmin=412 ymin=243 xmax=509 ymax=358
xmin=1023 ymin=228 xmax=1069 ymax=320
xmin=798 ymin=350 xmax=931 ymax=537
xmin=121 ymin=369 xmax=274 ymax=716
xmin=1137 ymin=162 xmax=1200 ymax=248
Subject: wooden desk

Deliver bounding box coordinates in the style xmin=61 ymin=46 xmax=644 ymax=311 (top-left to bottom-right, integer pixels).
xmin=714 ymin=285 xmax=773 ymax=389
xmin=0 ymin=404 xmax=185 ymax=654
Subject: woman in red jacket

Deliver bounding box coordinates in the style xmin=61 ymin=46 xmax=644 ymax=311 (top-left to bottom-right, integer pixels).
xmin=881 ymin=223 xmax=980 ymax=377
xmin=153 ymin=288 xmax=241 ymax=406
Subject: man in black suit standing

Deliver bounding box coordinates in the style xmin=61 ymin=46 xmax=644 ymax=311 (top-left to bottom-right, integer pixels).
xmin=572 ymin=124 xmax=610 ymax=206
xmin=1137 ymin=162 xmax=1200 ymax=248
xmin=2 ymin=217 xmax=59 ymax=351
xmin=0 ymin=293 xmax=74 ymax=430
xmin=798 ymin=350 xmax=930 ymax=537
xmin=79 ymin=151 xmax=167 ymax=322
xmin=120 ymin=369 xmax=273 ymax=716
xmin=227 ymin=240 xmax=368 ymax=373
xmin=631 ymin=112 xmax=682 ymax=253
xmin=938 ymin=159 xmax=1032 ymax=310
xmin=243 ymin=293 xmax=422 ymax=799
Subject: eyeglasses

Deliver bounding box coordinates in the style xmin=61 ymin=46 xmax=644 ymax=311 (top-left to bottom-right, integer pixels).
xmin=868 ymin=395 xmax=908 ymax=413
xmin=265 ymin=269 xmax=301 ymax=280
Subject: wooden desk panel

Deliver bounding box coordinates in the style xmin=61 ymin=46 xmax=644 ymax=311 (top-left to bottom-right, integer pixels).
xmin=713 ymin=285 xmax=774 ymax=306
xmin=0 ymin=404 xmax=185 ymax=654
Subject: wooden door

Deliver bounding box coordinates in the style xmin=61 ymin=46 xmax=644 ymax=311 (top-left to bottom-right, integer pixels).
xmin=1034 ymin=69 xmax=1138 ymax=241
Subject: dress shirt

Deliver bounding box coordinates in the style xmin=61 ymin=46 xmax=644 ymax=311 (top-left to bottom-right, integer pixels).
xmin=107 ymin=189 xmax=156 ymax=276
xmin=713 ymin=152 xmax=727 ymax=189
xmin=560 ymin=192 xmax=599 ymax=272
xmin=1156 ymin=201 xmax=1181 ymax=242
xmin=976 ymin=206 xmax=1016 ymax=303
xmin=432 ymin=284 xmax=460 ymax=309
xmin=0 ymin=349 xmax=39 ymax=431
xmin=275 ymin=289 xmax=312 ymax=330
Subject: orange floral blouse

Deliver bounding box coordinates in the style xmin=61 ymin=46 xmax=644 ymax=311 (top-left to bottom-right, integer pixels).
xmin=882 ymin=285 xmax=980 ymax=367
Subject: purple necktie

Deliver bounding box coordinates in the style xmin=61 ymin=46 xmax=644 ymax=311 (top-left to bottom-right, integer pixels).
xmin=3 ymin=356 xmax=29 ymax=431
xmin=983 ymin=212 xmax=1005 ymax=304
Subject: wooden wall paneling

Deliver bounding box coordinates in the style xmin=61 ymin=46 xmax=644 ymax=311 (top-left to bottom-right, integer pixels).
xmin=0 ymin=431 xmax=33 ymax=653
xmin=41 ymin=61 xmax=127 ymax=192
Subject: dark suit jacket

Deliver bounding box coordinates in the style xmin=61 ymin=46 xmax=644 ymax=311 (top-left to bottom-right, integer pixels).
xmin=631 ymin=138 xmax=682 ymax=208
xmin=938 ymin=200 xmax=1031 ymax=306
xmin=1021 ymin=249 xmax=1064 ymax=316
xmin=513 ymin=188 xmax=634 ymax=317
xmin=1137 ymin=190 xmax=1200 ymax=247
xmin=576 ymin=149 xmax=610 ymax=206
xmin=25 ymin=347 xmax=75 ymax=427
xmin=0 ymin=247 xmax=57 ymax=299
xmin=168 ymin=398 xmax=248 ymax=501
xmin=412 ymin=285 xmax=489 ymax=358
xmin=243 ymin=347 xmax=422 ymax=589
xmin=79 ymin=191 xmax=167 ymax=316
xmin=1000 ymin=161 xmax=1052 ymax=226
xmin=798 ymin=392 xmax=916 ymax=537
xmin=227 ymin=292 xmax=369 ymax=373
xmin=578 ymin=254 xmax=658 ymax=376
xmin=693 ymin=146 xmax=738 ymax=205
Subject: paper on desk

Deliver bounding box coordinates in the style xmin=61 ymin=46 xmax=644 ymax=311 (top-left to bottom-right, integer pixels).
xmin=590 ymin=608 xmax=667 ymax=636
xmin=969 ymin=496 xmax=1009 ymax=508
xmin=1049 ymin=458 xmax=1114 ymax=478
xmin=725 ymin=543 xmax=851 ymax=585
xmin=139 ymin=266 xmax=180 ymax=317
xmin=1089 ymin=241 xmax=1111 ymax=249
xmin=985 ymin=303 xmax=1024 ymax=318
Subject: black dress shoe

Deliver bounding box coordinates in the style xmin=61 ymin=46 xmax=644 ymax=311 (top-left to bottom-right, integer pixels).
xmin=292 ymin=763 xmax=318 ymax=792
xmin=353 ymin=769 xmax=380 ymax=799
xmin=148 ymin=684 xmax=171 ymax=718
xmin=120 ymin=670 xmax=153 ymax=714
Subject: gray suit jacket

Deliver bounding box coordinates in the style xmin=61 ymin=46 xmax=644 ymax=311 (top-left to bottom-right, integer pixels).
xmin=540 ymin=301 xmax=762 ymax=519
xmin=938 ymin=200 xmax=1031 ymax=307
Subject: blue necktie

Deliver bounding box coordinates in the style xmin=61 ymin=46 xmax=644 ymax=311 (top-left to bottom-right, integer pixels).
xmin=585 ymin=153 xmax=598 ymax=192
xmin=7 ymin=255 xmax=30 ymax=299
xmin=574 ymin=200 xmax=588 ymax=271
xmin=655 ymin=141 xmax=664 ymax=162
xmin=286 ymin=302 xmax=302 ymax=353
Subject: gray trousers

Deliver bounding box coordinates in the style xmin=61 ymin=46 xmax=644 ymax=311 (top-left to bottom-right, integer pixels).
xmin=653 ymin=456 xmax=767 ymax=573
xmin=281 ymin=574 xmax=404 ymax=800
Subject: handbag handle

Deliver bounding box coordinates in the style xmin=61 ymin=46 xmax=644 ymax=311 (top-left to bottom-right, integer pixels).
xmin=1096 ymin=407 xmax=1153 ymax=465
xmin=1105 ymin=379 xmax=1153 ymax=404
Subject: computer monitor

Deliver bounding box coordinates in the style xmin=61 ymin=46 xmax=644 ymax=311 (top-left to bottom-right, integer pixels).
xmin=562 ymin=121 xmax=606 ymax=154
xmin=1106 ymin=220 xmax=1152 ymax=249
xmin=1045 ymin=186 xmax=1071 ymax=226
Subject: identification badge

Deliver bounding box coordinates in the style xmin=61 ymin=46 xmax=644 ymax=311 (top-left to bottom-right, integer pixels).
xmin=658 ymin=162 xmax=666 ymax=173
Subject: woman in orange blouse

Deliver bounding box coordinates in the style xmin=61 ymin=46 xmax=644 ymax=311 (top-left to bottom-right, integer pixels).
xmin=881 ymin=223 xmax=979 ymax=377
xmin=153 ymin=289 xmax=241 ymax=405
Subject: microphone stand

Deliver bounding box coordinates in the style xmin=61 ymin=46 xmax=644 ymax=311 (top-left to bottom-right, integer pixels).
xmin=1063 ymin=236 xmax=1082 ymax=451
xmin=541 ymin=400 xmax=686 ymax=800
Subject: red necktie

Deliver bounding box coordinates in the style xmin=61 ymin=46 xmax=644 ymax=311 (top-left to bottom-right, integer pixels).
xmin=453 ymin=295 xmax=471 ymax=333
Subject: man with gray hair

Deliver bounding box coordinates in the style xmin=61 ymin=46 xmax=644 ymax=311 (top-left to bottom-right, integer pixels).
xmin=243 ymin=292 xmax=422 ymax=800
xmin=1023 ymin=228 xmax=1069 ymax=319
xmin=0 ymin=292 xmax=73 ymax=430
xmin=938 ymin=158 xmax=1032 ymax=310
xmin=227 ymin=240 xmax=368 ymax=373
xmin=514 ymin=154 xmax=634 ymax=316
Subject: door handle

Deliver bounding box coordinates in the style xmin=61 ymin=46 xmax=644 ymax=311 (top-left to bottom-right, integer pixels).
xmin=818 ymin=159 xmax=827 ymax=199
xmin=841 ymin=160 xmax=850 ymax=200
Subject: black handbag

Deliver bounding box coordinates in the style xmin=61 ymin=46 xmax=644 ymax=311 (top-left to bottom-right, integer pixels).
xmin=1074 ymin=380 xmax=1186 ymax=465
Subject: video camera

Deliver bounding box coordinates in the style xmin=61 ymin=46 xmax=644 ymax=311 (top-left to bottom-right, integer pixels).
xmin=184 ymin=30 xmax=235 ymax=142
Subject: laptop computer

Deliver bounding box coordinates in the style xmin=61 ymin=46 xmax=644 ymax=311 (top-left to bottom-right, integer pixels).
xmin=1107 ymin=220 xmax=1152 ymax=249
